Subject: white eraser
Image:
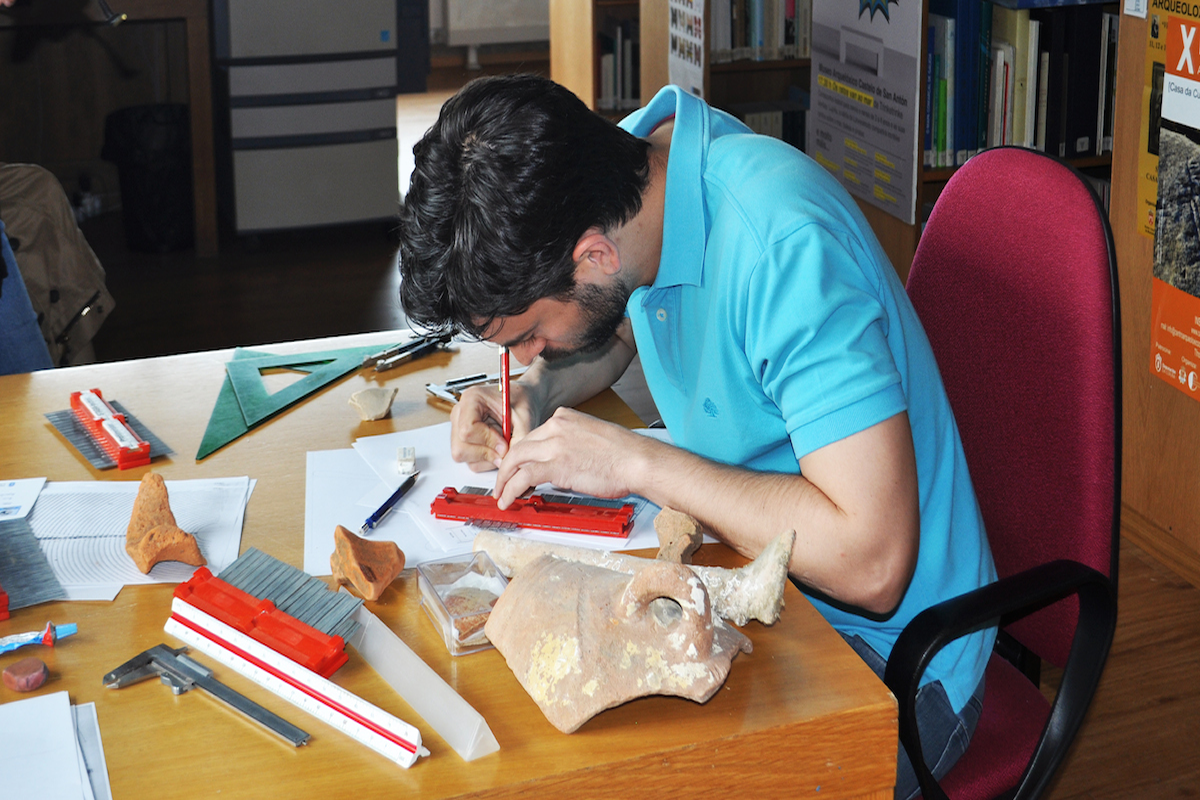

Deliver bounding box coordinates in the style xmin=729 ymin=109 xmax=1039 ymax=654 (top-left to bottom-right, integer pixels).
xmin=398 ymin=446 xmax=417 ymax=474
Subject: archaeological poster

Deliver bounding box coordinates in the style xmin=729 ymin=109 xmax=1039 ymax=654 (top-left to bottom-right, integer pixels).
xmin=1150 ymin=0 xmax=1200 ymax=400
xmin=808 ymin=0 xmax=922 ymax=224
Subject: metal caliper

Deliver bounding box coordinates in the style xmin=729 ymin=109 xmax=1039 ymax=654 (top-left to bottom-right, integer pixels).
xmin=103 ymin=643 xmax=310 ymax=746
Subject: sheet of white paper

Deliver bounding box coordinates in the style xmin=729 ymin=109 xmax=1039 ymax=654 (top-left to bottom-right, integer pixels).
xmin=0 ymin=691 xmax=88 ymax=800
xmin=72 ymin=703 xmax=112 ymax=800
xmin=27 ymin=478 xmax=252 ymax=590
xmin=0 ymin=477 xmax=47 ymax=520
xmin=63 ymin=584 xmax=124 ymax=603
xmin=74 ymin=733 xmax=96 ymax=800
xmin=304 ymin=448 xmax=469 ymax=574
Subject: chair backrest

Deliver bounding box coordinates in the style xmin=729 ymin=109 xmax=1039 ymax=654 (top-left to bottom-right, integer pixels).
xmin=906 ymin=147 xmax=1121 ymax=668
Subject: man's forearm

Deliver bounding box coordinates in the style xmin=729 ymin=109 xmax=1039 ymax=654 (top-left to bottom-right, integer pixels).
xmin=626 ymin=415 xmax=920 ymax=615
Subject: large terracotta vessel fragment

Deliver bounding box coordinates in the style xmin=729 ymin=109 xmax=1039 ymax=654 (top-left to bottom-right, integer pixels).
xmin=484 ymin=554 xmax=752 ymax=733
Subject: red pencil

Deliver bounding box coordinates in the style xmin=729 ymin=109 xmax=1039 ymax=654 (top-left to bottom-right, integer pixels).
xmin=500 ymin=346 xmax=512 ymax=442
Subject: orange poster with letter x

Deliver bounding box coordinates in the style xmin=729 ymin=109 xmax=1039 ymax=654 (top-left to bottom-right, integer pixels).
xmin=1150 ymin=3 xmax=1200 ymax=400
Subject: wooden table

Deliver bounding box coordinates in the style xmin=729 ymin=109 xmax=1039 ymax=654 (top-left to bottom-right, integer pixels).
xmin=0 ymin=332 xmax=896 ymax=799
xmin=0 ymin=0 xmax=219 ymax=258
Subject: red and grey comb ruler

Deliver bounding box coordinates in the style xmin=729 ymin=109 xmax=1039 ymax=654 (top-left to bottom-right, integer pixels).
xmin=165 ymin=548 xmax=427 ymax=767
xmin=431 ymin=486 xmax=636 ymax=538
xmin=45 ymin=388 xmax=172 ymax=470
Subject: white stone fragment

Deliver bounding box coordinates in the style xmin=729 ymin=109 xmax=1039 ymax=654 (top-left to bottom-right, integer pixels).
xmin=348 ymin=387 xmax=397 ymax=421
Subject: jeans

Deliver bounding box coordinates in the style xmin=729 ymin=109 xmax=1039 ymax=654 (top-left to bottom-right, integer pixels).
xmin=842 ymin=633 xmax=985 ymax=800
xmin=0 ymin=222 xmax=54 ymax=375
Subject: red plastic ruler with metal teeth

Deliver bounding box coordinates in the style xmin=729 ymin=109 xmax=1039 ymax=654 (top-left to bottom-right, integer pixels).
xmin=430 ymin=486 xmax=635 ymax=538
xmin=172 ymin=566 xmax=349 ymax=678
xmin=70 ymin=388 xmax=150 ymax=470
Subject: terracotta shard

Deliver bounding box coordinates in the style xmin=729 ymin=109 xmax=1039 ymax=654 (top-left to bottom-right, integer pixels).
xmin=485 ymin=555 xmax=752 ymax=733
xmin=654 ymin=506 xmax=704 ymax=564
xmin=442 ymin=586 xmax=499 ymax=643
xmin=125 ymin=473 xmax=206 ymax=574
xmin=127 ymin=472 xmax=177 ymax=535
xmin=330 ymin=525 xmax=405 ymax=601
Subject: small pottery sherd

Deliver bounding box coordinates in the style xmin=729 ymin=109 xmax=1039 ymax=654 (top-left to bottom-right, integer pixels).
xmin=125 ymin=473 xmax=206 ymax=574
xmin=330 ymin=524 xmax=405 ymax=600
xmin=654 ymin=506 xmax=704 ymax=563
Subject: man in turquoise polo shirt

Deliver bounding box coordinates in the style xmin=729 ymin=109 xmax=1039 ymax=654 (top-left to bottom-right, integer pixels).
xmin=398 ymin=74 xmax=995 ymax=799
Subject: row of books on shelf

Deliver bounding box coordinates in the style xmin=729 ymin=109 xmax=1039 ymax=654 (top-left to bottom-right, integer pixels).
xmin=598 ymin=18 xmax=640 ymax=112
xmin=709 ymin=0 xmax=812 ymax=63
xmin=726 ymin=87 xmax=811 ymax=152
xmin=925 ymin=0 xmax=1118 ymax=169
xmin=1081 ymin=172 xmax=1111 ymax=211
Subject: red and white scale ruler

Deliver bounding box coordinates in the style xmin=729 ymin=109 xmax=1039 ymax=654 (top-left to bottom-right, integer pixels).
xmin=165 ymin=597 xmax=428 ymax=767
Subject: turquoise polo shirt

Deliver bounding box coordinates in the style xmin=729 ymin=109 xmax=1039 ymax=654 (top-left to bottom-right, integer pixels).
xmin=619 ymin=87 xmax=996 ymax=714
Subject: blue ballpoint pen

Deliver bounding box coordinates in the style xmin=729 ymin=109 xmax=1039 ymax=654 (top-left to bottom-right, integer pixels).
xmin=360 ymin=471 xmax=420 ymax=534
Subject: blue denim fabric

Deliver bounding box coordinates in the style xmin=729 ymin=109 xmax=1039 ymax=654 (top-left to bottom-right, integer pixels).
xmin=0 ymin=221 xmax=54 ymax=375
xmin=843 ymin=633 xmax=985 ymax=800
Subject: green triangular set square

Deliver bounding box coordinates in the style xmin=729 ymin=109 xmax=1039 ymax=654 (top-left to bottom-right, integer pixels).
xmin=196 ymin=343 xmax=395 ymax=460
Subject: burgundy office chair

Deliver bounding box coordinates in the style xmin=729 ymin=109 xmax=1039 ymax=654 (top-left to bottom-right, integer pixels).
xmin=885 ymin=147 xmax=1121 ymax=800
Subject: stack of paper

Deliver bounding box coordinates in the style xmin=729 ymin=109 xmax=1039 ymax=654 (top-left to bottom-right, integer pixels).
xmin=7 ymin=477 xmax=252 ymax=602
xmin=0 ymin=692 xmax=112 ymax=800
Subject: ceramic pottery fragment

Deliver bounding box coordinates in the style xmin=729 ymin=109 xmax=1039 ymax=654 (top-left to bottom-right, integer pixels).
xmin=348 ymin=387 xmax=398 ymax=421
xmin=484 ymin=555 xmax=752 ymax=733
xmin=330 ymin=525 xmax=405 ymax=601
xmin=125 ymin=473 xmax=206 ymax=574
xmin=3 ymin=656 xmax=49 ymax=692
xmin=475 ymin=528 xmax=795 ymax=626
xmin=417 ymin=552 xmax=508 ymax=655
xmin=654 ymin=506 xmax=704 ymax=563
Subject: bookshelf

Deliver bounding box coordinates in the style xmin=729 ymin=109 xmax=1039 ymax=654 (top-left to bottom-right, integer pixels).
xmin=640 ymin=0 xmax=1117 ymax=280
xmin=550 ymin=0 xmax=643 ymax=114
xmin=884 ymin=0 xmax=1119 ymax=279
xmin=558 ymin=1 xmax=1116 ymax=281
xmin=556 ymin=0 xmax=810 ymax=132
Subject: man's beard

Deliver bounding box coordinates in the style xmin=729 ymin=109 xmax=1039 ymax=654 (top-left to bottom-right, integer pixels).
xmin=540 ymin=277 xmax=631 ymax=362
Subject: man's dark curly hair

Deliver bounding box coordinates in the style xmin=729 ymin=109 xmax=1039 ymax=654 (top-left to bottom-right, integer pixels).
xmin=397 ymin=73 xmax=651 ymax=338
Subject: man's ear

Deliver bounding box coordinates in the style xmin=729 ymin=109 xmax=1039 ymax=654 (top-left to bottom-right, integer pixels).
xmin=572 ymin=227 xmax=621 ymax=279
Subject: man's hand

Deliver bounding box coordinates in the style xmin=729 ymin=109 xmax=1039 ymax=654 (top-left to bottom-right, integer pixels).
xmin=448 ymin=332 xmax=637 ymax=472
xmin=449 ymin=380 xmax=542 ymax=471
xmin=492 ymin=407 xmax=654 ymax=507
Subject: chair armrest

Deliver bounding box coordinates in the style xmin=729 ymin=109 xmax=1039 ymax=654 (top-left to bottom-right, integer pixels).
xmin=883 ymin=559 xmax=1117 ymax=800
